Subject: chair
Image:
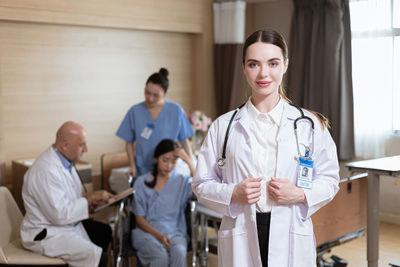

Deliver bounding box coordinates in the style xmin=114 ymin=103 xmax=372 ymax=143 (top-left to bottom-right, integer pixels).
xmin=100 ymin=152 xmax=129 ymax=192
xmin=191 ymin=201 xmax=221 ymax=267
xmin=0 ymin=186 xmax=67 ymax=266
xmin=113 ymin=174 xmax=138 ymax=267
xmin=100 ymin=152 xmax=194 ymax=266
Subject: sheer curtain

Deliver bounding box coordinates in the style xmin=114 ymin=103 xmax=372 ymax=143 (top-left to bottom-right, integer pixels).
xmin=213 ymin=1 xmax=246 ymax=116
xmin=350 ymin=0 xmax=400 ymax=158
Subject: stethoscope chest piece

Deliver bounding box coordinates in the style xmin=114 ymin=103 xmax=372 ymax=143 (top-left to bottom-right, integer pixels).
xmin=217 ymin=158 xmax=226 ymax=168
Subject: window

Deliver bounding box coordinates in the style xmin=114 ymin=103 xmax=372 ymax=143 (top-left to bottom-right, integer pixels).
xmin=350 ymin=0 xmax=400 ymax=157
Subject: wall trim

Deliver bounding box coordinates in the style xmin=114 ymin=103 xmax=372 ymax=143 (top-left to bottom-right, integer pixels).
xmin=0 ymin=0 xmax=203 ymax=34
xmin=380 ymin=212 xmax=400 ymax=225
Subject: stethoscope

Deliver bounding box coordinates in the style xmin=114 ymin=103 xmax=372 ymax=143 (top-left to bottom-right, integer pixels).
xmin=217 ymin=103 xmax=315 ymax=168
xmin=54 ymin=146 xmax=89 ymax=194
xmin=75 ymin=163 xmax=88 ymax=194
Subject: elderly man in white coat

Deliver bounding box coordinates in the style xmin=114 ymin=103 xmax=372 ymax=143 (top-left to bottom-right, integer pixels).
xmin=20 ymin=121 xmax=115 ymax=267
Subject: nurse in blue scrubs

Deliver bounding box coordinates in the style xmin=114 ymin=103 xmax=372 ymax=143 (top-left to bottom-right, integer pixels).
xmin=116 ymin=68 xmax=194 ymax=177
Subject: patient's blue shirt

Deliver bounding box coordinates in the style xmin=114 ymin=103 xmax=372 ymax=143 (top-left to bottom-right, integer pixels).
xmin=132 ymin=171 xmax=192 ymax=245
xmin=116 ymin=100 xmax=194 ymax=176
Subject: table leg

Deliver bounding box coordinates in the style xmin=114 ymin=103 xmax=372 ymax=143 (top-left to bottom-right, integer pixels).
xmin=367 ymin=172 xmax=380 ymax=267
xmin=191 ymin=200 xmax=198 ymax=267
xmin=199 ymin=214 xmax=207 ymax=267
xmin=204 ymin=215 xmax=209 ymax=266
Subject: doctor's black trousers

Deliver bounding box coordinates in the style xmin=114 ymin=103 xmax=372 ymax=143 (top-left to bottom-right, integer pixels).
xmin=256 ymin=212 xmax=271 ymax=267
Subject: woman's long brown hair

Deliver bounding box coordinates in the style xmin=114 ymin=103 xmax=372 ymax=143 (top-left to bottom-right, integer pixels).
xmin=243 ymin=29 xmax=330 ymax=129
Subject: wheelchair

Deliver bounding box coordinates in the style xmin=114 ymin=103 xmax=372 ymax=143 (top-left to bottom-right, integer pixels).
xmin=111 ymin=175 xmax=194 ymax=267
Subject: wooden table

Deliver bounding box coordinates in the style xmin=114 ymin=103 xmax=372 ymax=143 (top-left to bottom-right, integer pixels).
xmin=346 ymin=155 xmax=400 ymax=267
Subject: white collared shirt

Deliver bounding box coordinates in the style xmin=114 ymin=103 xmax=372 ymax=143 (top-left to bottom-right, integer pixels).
xmin=246 ymin=97 xmax=284 ymax=212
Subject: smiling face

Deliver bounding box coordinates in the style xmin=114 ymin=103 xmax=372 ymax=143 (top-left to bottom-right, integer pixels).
xmin=144 ymin=81 xmax=165 ymax=107
xmin=156 ymin=151 xmax=178 ymax=176
xmin=243 ymin=42 xmax=288 ymax=100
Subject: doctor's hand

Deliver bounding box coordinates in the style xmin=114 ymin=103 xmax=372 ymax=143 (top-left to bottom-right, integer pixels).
xmin=267 ymin=177 xmax=306 ymax=205
xmin=85 ymin=190 xmax=116 ymax=213
xmin=231 ymin=177 xmax=262 ymax=205
xmin=156 ymin=233 xmax=172 ymax=252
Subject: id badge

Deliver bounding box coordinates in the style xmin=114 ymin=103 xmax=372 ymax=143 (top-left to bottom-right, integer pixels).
xmin=297 ymin=157 xmax=313 ymax=189
xmin=140 ymin=124 xmax=154 ymax=140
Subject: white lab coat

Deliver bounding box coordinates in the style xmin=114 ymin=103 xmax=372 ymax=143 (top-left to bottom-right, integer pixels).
xmin=192 ymin=101 xmax=339 ymax=267
xmin=20 ymin=146 xmax=101 ymax=267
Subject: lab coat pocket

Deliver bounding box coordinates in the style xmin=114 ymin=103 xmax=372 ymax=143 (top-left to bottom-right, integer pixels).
xmin=289 ymin=226 xmax=316 ymax=267
xmin=218 ymin=226 xmax=252 ymax=267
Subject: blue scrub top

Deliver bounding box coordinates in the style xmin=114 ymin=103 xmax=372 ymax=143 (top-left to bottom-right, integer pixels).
xmin=116 ymin=100 xmax=194 ymax=176
xmin=132 ymin=172 xmax=192 ymax=239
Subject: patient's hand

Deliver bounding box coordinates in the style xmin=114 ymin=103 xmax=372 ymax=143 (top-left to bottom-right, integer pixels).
xmin=157 ymin=233 xmax=171 ymax=251
xmin=174 ymin=148 xmax=188 ymax=161
xmin=174 ymin=148 xmax=195 ymax=176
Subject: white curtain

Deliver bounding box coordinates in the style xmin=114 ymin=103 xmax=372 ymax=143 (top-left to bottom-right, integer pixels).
xmin=213 ymin=1 xmax=246 ymax=115
xmin=350 ymin=0 xmax=399 ymax=158
xmin=213 ymin=1 xmax=246 ymax=44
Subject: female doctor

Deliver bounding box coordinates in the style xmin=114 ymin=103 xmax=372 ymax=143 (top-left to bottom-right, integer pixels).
xmin=192 ymin=29 xmax=340 ymax=267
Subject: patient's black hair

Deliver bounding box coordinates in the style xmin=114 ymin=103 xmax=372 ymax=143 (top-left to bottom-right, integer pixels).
xmin=145 ymin=139 xmax=178 ymax=188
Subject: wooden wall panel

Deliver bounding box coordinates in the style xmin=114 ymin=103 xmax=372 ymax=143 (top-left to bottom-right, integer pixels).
xmin=0 ymin=21 xmax=193 ymax=182
xmin=192 ymin=0 xmax=216 ymax=117
xmin=0 ymin=76 xmax=4 ymax=186
xmin=312 ymin=178 xmax=367 ymax=245
xmin=0 ymin=0 xmax=203 ymax=33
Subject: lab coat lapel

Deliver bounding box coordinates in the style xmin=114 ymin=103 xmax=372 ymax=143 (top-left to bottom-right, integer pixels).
xmin=49 ymin=147 xmax=82 ymax=198
xmin=276 ymin=102 xmax=300 ymax=179
xmin=279 ymin=101 xmax=300 ymax=131
xmin=229 ymin=106 xmax=258 ymax=187
xmin=236 ymin=106 xmax=251 ymax=138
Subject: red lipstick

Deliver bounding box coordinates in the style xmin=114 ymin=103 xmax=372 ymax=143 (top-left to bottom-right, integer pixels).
xmin=257 ymin=81 xmax=272 ymax=88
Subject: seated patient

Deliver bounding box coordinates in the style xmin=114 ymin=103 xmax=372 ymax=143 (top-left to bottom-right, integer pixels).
xmin=132 ymin=139 xmax=195 ymax=267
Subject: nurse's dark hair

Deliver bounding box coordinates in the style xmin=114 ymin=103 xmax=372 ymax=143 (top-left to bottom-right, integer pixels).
xmin=145 ymin=139 xmax=179 ymax=188
xmin=243 ymin=29 xmax=329 ymax=129
xmin=146 ymin=67 xmax=169 ymax=93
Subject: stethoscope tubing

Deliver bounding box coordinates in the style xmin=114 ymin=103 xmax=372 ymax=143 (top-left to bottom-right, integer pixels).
xmin=291 ymin=103 xmax=315 ymax=159
xmin=217 ymin=102 xmax=315 ymax=168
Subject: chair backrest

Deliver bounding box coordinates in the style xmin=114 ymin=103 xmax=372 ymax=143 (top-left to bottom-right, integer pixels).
xmin=0 ymin=187 xmax=23 ymax=261
xmin=100 ymin=152 xmax=129 ymax=191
